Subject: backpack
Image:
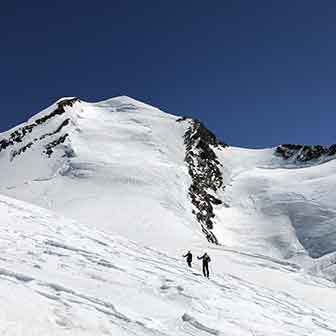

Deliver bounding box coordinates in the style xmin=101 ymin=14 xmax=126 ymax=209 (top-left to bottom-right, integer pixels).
xmin=205 ymin=255 xmax=211 ymax=263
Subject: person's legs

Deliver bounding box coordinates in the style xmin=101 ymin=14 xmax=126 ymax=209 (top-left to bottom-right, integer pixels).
xmin=205 ymin=264 xmax=209 ymax=278
xmin=202 ymin=264 xmax=206 ymax=277
xmin=187 ymin=260 xmax=192 ymax=267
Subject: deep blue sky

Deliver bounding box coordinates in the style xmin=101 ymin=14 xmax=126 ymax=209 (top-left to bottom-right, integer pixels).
xmin=1 ymin=0 xmax=336 ymax=148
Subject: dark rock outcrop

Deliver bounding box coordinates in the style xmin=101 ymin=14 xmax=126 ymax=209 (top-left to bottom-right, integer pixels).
xmin=10 ymin=142 xmax=34 ymax=160
xmin=45 ymin=134 xmax=69 ymax=157
xmin=275 ymin=144 xmax=336 ymax=163
xmin=177 ymin=117 xmax=228 ymax=244
xmin=0 ymin=98 xmax=78 ymax=159
xmin=35 ymin=98 xmax=78 ymax=125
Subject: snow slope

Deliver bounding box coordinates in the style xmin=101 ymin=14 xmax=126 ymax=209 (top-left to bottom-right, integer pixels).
xmin=1 ymin=96 xmax=336 ymax=266
xmin=2 ymin=96 xmax=336 ymax=334
xmin=209 ymin=146 xmax=336 ymax=280
xmin=2 ymin=193 xmax=336 ymax=335
xmin=2 ymin=96 xmax=336 ymax=266
xmin=0 ymin=97 xmax=201 ymax=250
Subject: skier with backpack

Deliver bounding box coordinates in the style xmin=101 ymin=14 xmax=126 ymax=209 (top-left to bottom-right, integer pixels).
xmin=197 ymin=252 xmax=211 ymax=278
xmin=183 ymin=250 xmax=193 ymax=267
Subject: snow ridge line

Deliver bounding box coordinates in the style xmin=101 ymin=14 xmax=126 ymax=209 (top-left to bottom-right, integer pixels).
xmin=177 ymin=117 xmax=228 ymax=244
xmin=0 ymin=98 xmax=78 ymax=159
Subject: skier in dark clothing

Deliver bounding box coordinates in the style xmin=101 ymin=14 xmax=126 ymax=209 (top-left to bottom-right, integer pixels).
xmin=197 ymin=253 xmax=211 ymax=278
xmin=183 ymin=251 xmax=193 ymax=267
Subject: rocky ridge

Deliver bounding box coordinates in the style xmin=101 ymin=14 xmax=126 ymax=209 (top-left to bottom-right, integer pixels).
xmin=275 ymin=144 xmax=336 ymax=163
xmin=177 ymin=117 xmax=228 ymax=244
xmin=0 ymin=98 xmax=78 ymax=160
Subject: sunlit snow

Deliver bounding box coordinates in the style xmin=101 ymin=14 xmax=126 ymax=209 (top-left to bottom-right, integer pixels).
xmin=1 ymin=96 xmax=336 ymax=335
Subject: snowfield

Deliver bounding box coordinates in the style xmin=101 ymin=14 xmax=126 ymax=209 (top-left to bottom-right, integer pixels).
xmin=2 ymin=194 xmax=336 ymax=335
xmin=1 ymin=96 xmax=336 ymax=335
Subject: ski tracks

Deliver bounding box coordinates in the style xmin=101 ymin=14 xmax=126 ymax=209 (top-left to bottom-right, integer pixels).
xmin=1 ymin=198 xmax=336 ymax=335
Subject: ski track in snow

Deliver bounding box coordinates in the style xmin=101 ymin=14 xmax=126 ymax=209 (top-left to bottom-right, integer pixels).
xmin=0 ymin=195 xmax=336 ymax=335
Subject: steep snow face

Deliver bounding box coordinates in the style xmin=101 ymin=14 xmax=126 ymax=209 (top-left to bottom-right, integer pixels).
xmin=0 ymin=96 xmax=201 ymax=250
xmin=2 ymin=193 xmax=336 ymax=335
xmin=211 ymin=146 xmax=336 ymax=279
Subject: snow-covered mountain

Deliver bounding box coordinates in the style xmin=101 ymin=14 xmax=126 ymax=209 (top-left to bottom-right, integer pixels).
xmin=0 ymin=96 xmax=198 ymax=249
xmin=2 ymin=96 xmax=336 ymax=335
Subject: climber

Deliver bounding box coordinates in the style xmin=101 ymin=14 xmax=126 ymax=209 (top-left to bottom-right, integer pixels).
xmin=197 ymin=252 xmax=211 ymax=278
xmin=183 ymin=250 xmax=193 ymax=267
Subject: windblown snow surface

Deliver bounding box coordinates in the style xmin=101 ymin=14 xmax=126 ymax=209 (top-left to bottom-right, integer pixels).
xmin=1 ymin=96 xmax=336 ymax=335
